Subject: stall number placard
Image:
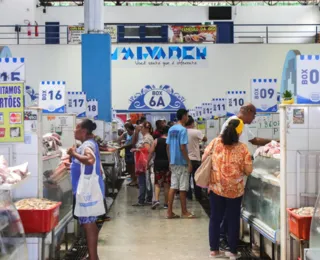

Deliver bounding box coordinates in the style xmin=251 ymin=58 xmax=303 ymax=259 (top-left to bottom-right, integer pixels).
xmin=189 ymin=109 xmax=196 ymax=119
xmin=195 ymin=106 xmax=202 ymax=119
xmin=226 ymin=91 xmax=246 ymax=117
xmin=0 ymin=82 xmax=24 ymax=142
xmin=212 ymin=98 xmax=226 ymax=117
xmin=296 ymin=55 xmax=320 ymax=104
xmin=202 ymin=102 xmax=213 ymax=120
xmin=67 ymin=91 xmax=87 ymax=117
xmin=0 ymin=58 xmax=25 ymax=82
xmin=86 ymin=99 xmax=98 ymax=119
xmin=39 ymin=81 xmax=66 ymax=113
xmin=251 ymin=79 xmax=278 ymax=112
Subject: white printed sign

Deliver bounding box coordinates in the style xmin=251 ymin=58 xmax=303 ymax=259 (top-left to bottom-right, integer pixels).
xmin=0 ymin=58 xmax=25 ymax=82
xmin=195 ymin=106 xmax=202 ymax=119
xmin=212 ymin=98 xmax=226 ymax=117
xmin=67 ymin=91 xmax=87 ymax=117
xmin=189 ymin=109 xmax=196 ymax=119
xmin=251 ymin=79 xmax=278 ymax=112
xmin=202 ymin=102 xmax=213 ymax=120
xmin=296 ymin=55 xmax=320 ymax=104
xmin=86 ymin=99 xmax=98 ymax=119
xmin=226 ymin=91 xmax=246 ymax=117
xmin=39 ymin=81 xmax=66 ymax=113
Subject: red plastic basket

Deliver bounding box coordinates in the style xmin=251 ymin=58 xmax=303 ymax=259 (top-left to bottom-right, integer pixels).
xmin=287 ymin=208 xmax=312 ymax=241
xmin=18 ymin=202 xmax=61 ymax=233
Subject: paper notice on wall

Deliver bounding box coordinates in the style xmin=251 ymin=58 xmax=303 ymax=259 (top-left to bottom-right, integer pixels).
xmin=68 ymin=25 xmax=117 ymax=44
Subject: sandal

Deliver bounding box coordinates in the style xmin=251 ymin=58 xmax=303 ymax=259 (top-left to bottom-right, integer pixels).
xmin=166 ymin=213 xmax=180 ymax=219
xmin=182 ymin=213 xmax=196 ymax=219
xmin=209 ymin=251 xmax=225 ymax=258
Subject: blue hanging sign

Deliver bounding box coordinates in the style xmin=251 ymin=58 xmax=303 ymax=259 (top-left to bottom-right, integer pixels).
xmin=128 ymin=85 xmax=186 ymax=111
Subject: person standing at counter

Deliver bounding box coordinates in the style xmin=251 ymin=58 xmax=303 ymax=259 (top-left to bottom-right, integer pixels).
xmin=185 ymin=116 xmax=207 ymax=201
xmin=221 ymin=103 xmax=272 ymax=146
xmin=132 ymin=121 xmax=154 ymax=206
xmin=203 ymin=119 xmax=253 ymax=259
xmin=219 ymin=103 xmax=272 ymax=250
xmin=68 ymin=119 xmax=105 ymax=260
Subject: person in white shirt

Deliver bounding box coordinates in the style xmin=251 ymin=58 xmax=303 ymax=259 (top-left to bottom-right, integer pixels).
xmin=185 ymin=116 xmax=207 ymax=201
xmin=220 ymin=103 xmax=271 ymax=147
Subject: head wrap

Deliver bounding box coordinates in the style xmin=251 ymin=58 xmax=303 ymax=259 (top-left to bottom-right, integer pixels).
xmin=235 ymin=119 xmax=244 ymax=134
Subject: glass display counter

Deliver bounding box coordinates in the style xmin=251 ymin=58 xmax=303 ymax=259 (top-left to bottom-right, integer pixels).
xmin=305 ymin=192 xmax=320 ymax=259
xmin=0 ymin=190 xmax=27 ymax=260
xmin=42 ymin=154 xmax=72 ymax=221
xmin=242 ymin=155 xmax=280 ymax=259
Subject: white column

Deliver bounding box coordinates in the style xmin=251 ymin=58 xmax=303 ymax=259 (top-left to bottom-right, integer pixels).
xmin=84 ymin=0 xmax=104 ymax=33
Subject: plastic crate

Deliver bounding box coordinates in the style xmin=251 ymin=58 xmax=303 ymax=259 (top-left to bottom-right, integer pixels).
xmin=287 ymin=208 xmax=312 ymax=241
xmin=18 ymin=202 xmax=61 ymax=233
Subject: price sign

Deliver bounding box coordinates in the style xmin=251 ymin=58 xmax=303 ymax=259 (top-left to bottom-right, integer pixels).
xmin=86 ymin=99 xmax=98 ymax=119
xmin=226 ymin=91 xmax=246 ymax=117
xmin=0 ymin=58 xmax=25 ymax=82
xmin=296 ymin=55 xmax=320 ymax=104
xmin=212 ymin=98 xmax=226 ymax=117
xmin=39 ymin=81 xmax=66 ymax=113
xmin=251 ymin=79 xmax=278 ymax=112
xmin=67 ymin=91 xmax=87 ymax=117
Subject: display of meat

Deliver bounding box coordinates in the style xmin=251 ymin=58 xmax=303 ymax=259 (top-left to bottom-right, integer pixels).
xmin=293 ymin=207 xmax=314 ymax=216
xmin=0 ymin=156 xmax=29 ymax=185
xmin=15 ymin=198 xmax=58 ymax=210
xmin=42 ymin=133 xmax=62 ymax=156
xmin=254 ymin=141 xmax=280 ymax=159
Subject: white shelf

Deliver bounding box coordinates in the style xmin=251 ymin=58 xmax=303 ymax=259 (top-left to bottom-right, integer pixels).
xmin=0 ymin=174 xmax=31 ymax=191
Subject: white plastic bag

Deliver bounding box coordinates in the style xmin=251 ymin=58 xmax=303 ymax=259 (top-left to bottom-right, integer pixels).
xmin=74 ymin=147 xmax=105 ymax=217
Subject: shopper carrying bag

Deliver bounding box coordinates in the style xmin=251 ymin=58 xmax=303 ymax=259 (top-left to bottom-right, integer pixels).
xmin=194 ymin=139 xmax=216 ymax=188
xmin=74 ymin=147 xmax=105 ymax=217
xmin=69 ymin=119 xmax=106 ymax=260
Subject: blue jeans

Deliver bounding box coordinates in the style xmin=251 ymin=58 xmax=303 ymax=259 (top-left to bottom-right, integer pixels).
xmin=209 ymin=192 xmax=242 ymax=254
xmin=138 ymin=173 xmax=153 ymax=204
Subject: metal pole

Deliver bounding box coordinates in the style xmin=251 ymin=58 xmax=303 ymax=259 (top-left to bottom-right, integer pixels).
xmin=315 ymin=26 xmax=318 ymax=43
xmin=280 ymin=105 xmax=287 ymax=260
xmin=266 ymin=26 xmax=269 ymax=44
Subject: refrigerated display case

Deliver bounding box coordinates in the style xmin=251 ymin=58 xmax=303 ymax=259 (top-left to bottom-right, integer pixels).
xmin=242 ymin=155 xmax=280 ymax=258
xmin=0 ymin=190 xmax=27 ymax=260
xmin=305 ymin=192 xmax=320 ymax=259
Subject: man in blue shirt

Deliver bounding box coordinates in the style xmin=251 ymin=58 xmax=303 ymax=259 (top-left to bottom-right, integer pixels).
xmin=166 ymin=109 xmax=194 ymax=219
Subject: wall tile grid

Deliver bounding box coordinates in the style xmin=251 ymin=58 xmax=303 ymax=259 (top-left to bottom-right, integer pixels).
xmin=286 ymin=107 xmax=320 ymax=208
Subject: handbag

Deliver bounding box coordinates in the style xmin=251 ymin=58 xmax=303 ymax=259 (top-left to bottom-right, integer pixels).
xmin=74 ymin=144 xmax=106 ymax=217
xmin=195 ymin=139 xmax=216 ymax=188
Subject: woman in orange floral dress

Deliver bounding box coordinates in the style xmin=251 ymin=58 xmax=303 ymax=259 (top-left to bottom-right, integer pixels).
xmin=202 ymin=119 xmax=253 ymax=259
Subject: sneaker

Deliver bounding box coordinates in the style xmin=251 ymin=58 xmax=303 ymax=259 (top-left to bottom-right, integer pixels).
xmin=132 ymin=202 xmax=144 ymax=207
xmin=151 ymin=201 xmax=160 ymax=210
xmin=145 ymin=201 xmax=153 ymax=205
xmin=163 ymin=204 xmax=168 ymax=209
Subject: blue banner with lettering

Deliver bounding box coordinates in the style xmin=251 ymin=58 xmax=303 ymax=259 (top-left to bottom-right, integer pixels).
xmin=128 ymin=85 xmax=186 ymax=111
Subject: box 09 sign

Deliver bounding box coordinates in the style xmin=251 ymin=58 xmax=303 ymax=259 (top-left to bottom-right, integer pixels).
xmin=39 ymin=81 xmax=66 ymax=113
xmin=251 ymin=79 xmax=277 ymax=112
xmin=0 ymin=82 xmax=24 ymax=142
xmin=296 ymin=55 xmax=320 ymax=104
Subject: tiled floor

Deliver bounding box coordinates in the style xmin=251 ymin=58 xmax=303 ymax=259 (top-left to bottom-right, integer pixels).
xmin=98 ymin=183 xmax=227 ymax=260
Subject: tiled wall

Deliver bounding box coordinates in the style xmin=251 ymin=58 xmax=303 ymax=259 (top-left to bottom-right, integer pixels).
xmin=285 ymin=106 xmax=320 ymax=208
